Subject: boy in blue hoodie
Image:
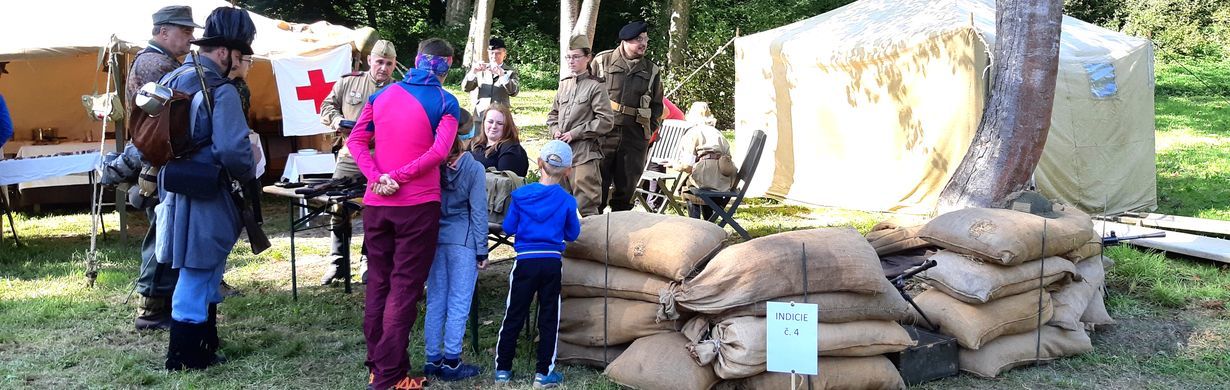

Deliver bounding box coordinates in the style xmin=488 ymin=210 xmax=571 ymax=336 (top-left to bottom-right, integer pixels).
xmin=493 ymin=140 xmax=580 ymax=388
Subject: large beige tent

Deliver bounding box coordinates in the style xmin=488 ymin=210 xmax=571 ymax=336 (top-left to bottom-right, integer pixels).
xmin=733 ymin=0 xmax=1156 ymax=215
xmin=0 ymin=0 xmax=372 ymax=160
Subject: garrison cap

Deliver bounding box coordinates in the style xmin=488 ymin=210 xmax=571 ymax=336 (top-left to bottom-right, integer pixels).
xmin=371 ymin=39 xmax=396 ymax=59
xmin=568 ymin=35 xmax=590 ymax=51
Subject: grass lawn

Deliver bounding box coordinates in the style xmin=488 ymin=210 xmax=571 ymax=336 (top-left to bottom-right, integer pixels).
xmin=2 ymin=58 xmax=1229 ymax=388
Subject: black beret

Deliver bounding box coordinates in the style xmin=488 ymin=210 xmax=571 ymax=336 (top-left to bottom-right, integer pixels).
xmin=488 ymin=37 xmax=506 ymax=50
xmin=618 ymin=21 xmax=648 ymax=41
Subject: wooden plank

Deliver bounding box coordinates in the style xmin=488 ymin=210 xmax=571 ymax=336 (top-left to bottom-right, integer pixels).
xmin=1094 ymin=221 xmax=1230 ymax=264
xmin=1115 ymin=213 xmax=1230 ymax=236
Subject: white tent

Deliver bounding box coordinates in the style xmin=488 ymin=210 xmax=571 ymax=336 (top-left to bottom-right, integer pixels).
xmin=733 ymin=0 xmax=1156 ymax=215
xmin=0 ymin=0 xmax=371 ymax=156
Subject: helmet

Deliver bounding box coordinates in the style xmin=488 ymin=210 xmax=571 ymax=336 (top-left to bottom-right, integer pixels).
xmin=190 ymin=8 xmax=256 ymax=55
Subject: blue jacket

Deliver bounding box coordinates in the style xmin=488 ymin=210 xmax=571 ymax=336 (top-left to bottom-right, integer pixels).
xmin=438 ymin=152 xmax=488 ymax=257
xmin=502 ymin=182 xmax=580 ymax=259
xmin=154 ymin=54 xmax=253 ymax=271
xmin=0 ymin=94 xmax=11 ymax=149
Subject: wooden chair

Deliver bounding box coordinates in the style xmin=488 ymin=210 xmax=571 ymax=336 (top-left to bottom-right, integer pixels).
xmin=686 ymin=130 xmax=767 ymax=240
xmin=635 ymin=119 xmax=693 ymax=215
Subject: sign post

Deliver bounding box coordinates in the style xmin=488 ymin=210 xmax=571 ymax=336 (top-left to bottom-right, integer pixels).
xmin=767 ymin=300 xmax=818 ymax=381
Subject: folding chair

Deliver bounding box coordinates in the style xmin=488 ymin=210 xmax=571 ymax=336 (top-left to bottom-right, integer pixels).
xmin=687 ymin=130 xmax=767 ymax=240
xmin=635 ymin=119 xmax=693 ymax=215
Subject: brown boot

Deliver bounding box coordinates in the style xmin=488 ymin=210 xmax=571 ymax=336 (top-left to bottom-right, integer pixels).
xmin=135 ymin=295 xmax=172 ymax=331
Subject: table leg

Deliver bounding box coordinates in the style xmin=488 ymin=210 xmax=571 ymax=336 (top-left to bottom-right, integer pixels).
xmin=289 ymin=199 xmax=298 ymax=301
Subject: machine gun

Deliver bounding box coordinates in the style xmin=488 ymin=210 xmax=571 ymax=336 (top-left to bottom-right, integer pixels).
xmin=890 ymin=259 xmax=939 ymax=330
xmin=1102 ymin=231 xmax=1166 ymax=247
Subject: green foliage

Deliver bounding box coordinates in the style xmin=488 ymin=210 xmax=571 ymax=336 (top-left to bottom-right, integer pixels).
xmin=1065 ymin=0 xmax=1230 ymax=60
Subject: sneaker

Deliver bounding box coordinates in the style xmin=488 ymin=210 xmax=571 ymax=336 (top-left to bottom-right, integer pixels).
xmin=423 ymin=360 xmax=441 ymax=378
xmin=494 ymin=370 xmax=513 ymax=383
xmin=439 ymin=362 xmax=481 ymax=381
xmin=533 ymin=371 xmax=563 ymax=388
xmin=358 ymin=255 xmax=369 ymax=284
xmin=391 ymin=376 xmax=427 ymax=390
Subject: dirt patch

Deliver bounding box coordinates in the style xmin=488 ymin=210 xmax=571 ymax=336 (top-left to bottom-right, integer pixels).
xmin=1091 ymin=314 xmax=1196 ymax=356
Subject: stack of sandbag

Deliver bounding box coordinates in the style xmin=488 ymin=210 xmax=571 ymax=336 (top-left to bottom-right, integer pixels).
xmin=635 ymin=228 xmax=913 ymax=388
xmin=556 ymin=212 xmax=728 ymax=368
xmin=913 ymin=204 xmax=1112 ymax=378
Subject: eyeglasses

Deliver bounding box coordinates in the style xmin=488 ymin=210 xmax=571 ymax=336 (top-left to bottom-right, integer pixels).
xmin=565 ymin=55 xmax=587 ymax=61
xmin=240 ymin=57 xmax=253 ymax=63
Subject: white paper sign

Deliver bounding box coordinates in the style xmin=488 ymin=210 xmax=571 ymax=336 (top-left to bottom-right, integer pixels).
xmin=766 ymin=301 xmax=818 ymax=375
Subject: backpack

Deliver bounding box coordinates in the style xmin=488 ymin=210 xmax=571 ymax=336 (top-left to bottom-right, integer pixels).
xmin=128 ymin=52 xmax=219 ymax=167
xmin=485 ymin=168 xmax=525 ymax=225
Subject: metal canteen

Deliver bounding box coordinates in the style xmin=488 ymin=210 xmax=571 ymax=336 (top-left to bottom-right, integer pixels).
xmin=135 ymin=82 xmax=173 ymax=116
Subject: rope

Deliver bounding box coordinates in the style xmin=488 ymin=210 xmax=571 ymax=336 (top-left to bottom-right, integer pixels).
xmin=666 ymin=35 xmax=737 ymax=99
xmin=1034 ymin=219 xmax=1047 ymax=366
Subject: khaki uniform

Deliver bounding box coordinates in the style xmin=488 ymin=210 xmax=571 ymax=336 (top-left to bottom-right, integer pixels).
xmin=319 ymin=71 xmax=390 ymax=178
xmin=673 ymin=124 xmax=736 ymax=203
xmin=590 ymin=47 xmax=664 ymax=211
xmin=547 ymin=73 xmax=613 ymax=217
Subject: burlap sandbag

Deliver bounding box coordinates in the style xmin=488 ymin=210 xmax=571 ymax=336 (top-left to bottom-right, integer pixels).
xmin=557 ymin=340 xmax=628 ymax=368
xmin=920 ymin=251 xmax=1076 ymax=304
xmin=716 ymin=356 xmax=905 ymax=390
xmin=866 ymin=221 xmax=932 ymax=257
xmin=1081 ymin=285 xmax=1115 ymax=326
xmin=686 ymin=316 xmax=915 ymax=379
xmin=711 ymin=292 xmax=911 ymax=323
xmin=916 ymin=288 xmax=1054 ymax=349
xmin=659 ymin=228 xmax=886 ymax=320
xmin=562 ymin=257 xmax=672 ymax=302
xmin=559 ymin=297 xmax=678 ymax=346
xmin=918 ymin=205 xmax=1094 ymax=266
xmin=605 ymin=332 xmax=720 ymax=390
xmin=959 ymin=325 xmax=1093 ymax=378
xmin=564 ymin=212 xmax=728 ymax=281
xmin=1050 ymin=255 xmax=1108 ymax=331
xmin=1060 ymin=234 xmax=1102 ymax=261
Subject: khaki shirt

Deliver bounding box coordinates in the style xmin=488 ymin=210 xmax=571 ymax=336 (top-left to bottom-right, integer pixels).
xmin=462 ymin=63 xmax=519 ymax=114
xmin=547 ymin=73 xmax=614 ymax=165
xmin=319 ymin=71 xmax=389 ymax=153
xmin=675 ymin=124 xmax=736 ymax=201
xmin=590 ymin=46 xmax=664 ymax=139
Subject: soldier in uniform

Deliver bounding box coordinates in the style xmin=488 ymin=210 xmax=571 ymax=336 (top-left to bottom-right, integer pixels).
xmin=548 ymin=35 xmax=614 ymax=217
xmin=126 ymin=5 xmax=201 ymax=331
xmin=462 ymin=37 xmax=519 ymax=135
xmin=591 ymin=21 xmax=664 ymax=212
xmin=317 ymin=39 xmax=397 ymax=285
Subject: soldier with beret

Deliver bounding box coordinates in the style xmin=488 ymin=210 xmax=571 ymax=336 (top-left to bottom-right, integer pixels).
xmin=317 ymin=39 xmax=398 ymax=286
xmin=463 ymin=37 xmax=520 ymax=135
xmin=591 ymin=21 xmax=664 ymax=213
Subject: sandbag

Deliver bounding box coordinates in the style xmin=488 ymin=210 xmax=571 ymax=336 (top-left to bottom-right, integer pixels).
xmin=557 ymin=341 xmax=628 ymax=368
xmin=1081 ymin=286 xmax=1116 ymax=326
xmin=564 ymin=212 xmax=729 ymax=281
xmin=711 ymin=292 xmax=912 ymax=324
xmin=1060 ymin=234 xmax=1103 ymax=261
xmin=716 ymin=356 xmax=905 ymax=390
xmin=660 ymin=228 xmax=887 ymax=320
xmin=920 ymin=251 xmax=1076 ymax=304
xmin=866 ymin=220 xmax=932 ymax=257
xmin=562 ymin=257 xmax=673 ymax=302
xmin=686 ymin=316 xmax=915 ymax=379
xmin=958 ymin=325 xmax=1093 ymax=378
xmin=916 ymin=288 xmax=1054 ymax=350
xmin=605 ymin=332 xmax=720 ymax=390
xmin=1050 ymin=255 xmax=1108 ymax=331
xmin=918 ymin=205 xmax=1094 ymax=265
xmin=559 ymin=297 xmax=678 ymax=347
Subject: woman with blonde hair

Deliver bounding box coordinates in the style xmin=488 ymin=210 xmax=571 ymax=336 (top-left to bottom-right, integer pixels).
xmin=470 ymin=101 xmax=529 ymax=177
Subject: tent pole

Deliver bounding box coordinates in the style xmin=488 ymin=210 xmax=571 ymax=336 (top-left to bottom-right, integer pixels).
xmin=109 ymin=48 xmax=128 ymax=244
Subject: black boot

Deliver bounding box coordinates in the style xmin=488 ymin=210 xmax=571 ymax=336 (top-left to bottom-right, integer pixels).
xmin=203 ymin=304 xmax=227 ymax=365
xmin=319 ymin=257 xmax=349 ymax=286
xmin=166 ymin=320 xmax=211 ymax=370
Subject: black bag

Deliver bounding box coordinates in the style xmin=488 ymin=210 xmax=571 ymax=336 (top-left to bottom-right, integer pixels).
xmin=161 ymin=159 xmax=222 ymax=198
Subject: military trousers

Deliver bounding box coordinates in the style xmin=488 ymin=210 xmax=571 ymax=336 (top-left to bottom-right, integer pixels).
xmin=600 ymin=124 xmax=649 ymax=212
xmin=330 ymin=151 xmax=366 ymax=262
xmin=137 ymin=205 xmax=178 ymax=298
xmin=564 ymin=159 xmax=603 ymax=217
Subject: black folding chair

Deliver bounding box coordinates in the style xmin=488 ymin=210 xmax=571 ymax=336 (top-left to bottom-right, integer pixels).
xmin=686 ymin=130 xmax=767 ymax=240
xmin=635 ymin=119 xmax=693 ymax=215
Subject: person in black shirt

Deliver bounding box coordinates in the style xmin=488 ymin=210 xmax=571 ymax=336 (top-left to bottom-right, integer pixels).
xmin=469 ymin=102 xmax=529 ymax=177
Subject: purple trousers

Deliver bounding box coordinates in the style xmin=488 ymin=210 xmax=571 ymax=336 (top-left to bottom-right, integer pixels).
xmin=363 ymin=203 xmax=441 ymax=390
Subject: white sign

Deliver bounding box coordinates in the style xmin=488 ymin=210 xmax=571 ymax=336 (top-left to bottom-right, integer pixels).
xmin=271 ymin=45 xmax=352 ymax=136
xmin=766 ymin=301 xmax=818 ymax=375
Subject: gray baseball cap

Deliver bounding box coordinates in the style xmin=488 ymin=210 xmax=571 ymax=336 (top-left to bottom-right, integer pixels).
xmin=153 ymin=6 xmax=202 ymax=28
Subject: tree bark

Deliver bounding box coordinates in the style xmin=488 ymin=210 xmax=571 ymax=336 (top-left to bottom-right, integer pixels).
xmin=446 ymin=0 xmax=471 ymax=26
xmin=558 ymin=0 xmax=600 ymax=79
xmin=935 ymin=0 xmax=1064 ymax=214
xmin=462 ymin=0 xmax=496 ymax=67
xmin=667 ymin=0 xmax=690 ymax=71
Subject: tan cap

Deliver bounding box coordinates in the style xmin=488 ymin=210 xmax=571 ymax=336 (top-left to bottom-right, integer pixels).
xmin=371 ymin=39 xmax=396 ymax=59
xmin=568 ymin=35 xmax=590 ymax=51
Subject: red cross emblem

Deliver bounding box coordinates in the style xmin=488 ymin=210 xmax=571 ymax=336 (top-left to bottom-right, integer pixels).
xmin=295 ymin=69 xmax=336 ymax=113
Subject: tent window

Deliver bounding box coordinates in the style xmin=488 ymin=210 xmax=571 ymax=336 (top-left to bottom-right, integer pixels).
xmin=1084 ymin=62 xmax=1118 ymax=99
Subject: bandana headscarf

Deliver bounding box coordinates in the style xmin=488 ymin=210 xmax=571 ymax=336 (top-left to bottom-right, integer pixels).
xmin=415 ymin=53 xmax=452 ymax=77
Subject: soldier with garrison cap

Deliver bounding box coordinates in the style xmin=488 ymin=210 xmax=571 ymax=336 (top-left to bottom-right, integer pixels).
xmin=591 ymin=20 xmax=664 ymax=212
xmin=549 ymin=35 xmax=614 ymax=217
xmin=317 ymin=39 xmax=397 ymax=286
xmin=463 ymin=37 xmax=520 ymax=135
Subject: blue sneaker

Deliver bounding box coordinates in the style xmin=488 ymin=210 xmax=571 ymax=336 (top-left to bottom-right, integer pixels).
xmin=533 ymin=371 xmax=563 ymax=388
xmin=423 ymin=360 xmax=442 ymax=378
xmin=439 ymin=362 xmax=481 ymax=381
xmin=494 ymin=370 xmax=513 ymax=383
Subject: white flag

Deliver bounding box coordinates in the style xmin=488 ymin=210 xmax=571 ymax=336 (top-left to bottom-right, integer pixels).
xmin=271 ymin=45 xmax=352 ymax=136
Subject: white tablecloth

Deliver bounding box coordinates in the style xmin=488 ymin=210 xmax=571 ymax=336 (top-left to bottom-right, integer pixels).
xmin=0 ymin=152 xmax=101 ymax=186
xmin=15 ymin=142 xmax=117 ymax=190
xmin=280 ymin=151 xmax=336 ymax=182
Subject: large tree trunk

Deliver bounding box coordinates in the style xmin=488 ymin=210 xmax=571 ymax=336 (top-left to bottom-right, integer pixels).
xmin=935 ymin=0 xmax=1064 ymax=214
xmin=667 ymin=0 xmax=690 ymax=72
xmin=446 ymin=0 xmax=471 ymax=26
xmin=558 ymin=0 xmax=600 ymax=79
xmin=462 ymin=0 xmax=496 ymax=67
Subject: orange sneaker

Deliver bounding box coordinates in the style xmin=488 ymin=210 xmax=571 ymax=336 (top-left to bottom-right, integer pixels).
xmin=368 ymin=372 xmax=374 ymax=385
xmin=392 ymin=376 xmax=428 ymax=390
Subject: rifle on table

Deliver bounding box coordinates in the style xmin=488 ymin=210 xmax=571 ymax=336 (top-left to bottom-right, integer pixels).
xmin=1101 ymin=231 xmax=1167 ymax=247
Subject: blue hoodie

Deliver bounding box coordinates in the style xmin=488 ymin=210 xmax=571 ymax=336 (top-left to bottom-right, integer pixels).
xmin=502 ymin=182 xmax=580 ymax=259
xmin=437 ymin=152 xmax=488 ymax=257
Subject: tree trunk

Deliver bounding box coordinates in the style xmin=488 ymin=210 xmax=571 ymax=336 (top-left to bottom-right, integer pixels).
xmin=935 ymin=0 xmax=1064 ymax=214
xmin=558 ymin=0 xmax=600 ymax=79
xmin=429 ymin=0 xmax=446 ymax=25
xmin=462 ymin=0 xmax=496 ymax=67
xmin=362 ymin=0 xmax=379 ymax=29
xmin=446 ymin=0 xmax=471 ymax=26
xmin=667 ymin=0 xmax=690 ymax=72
